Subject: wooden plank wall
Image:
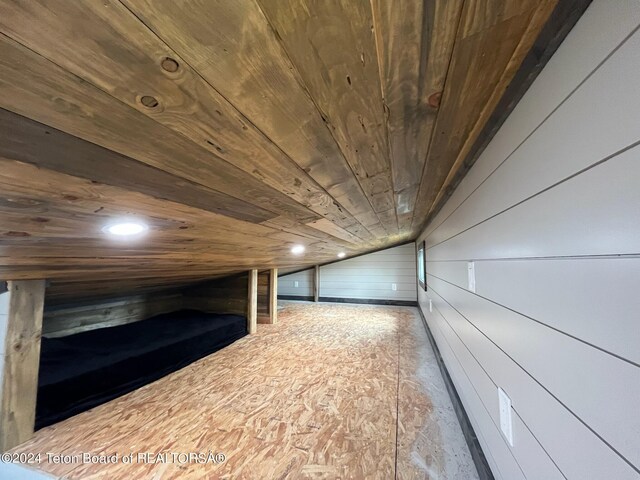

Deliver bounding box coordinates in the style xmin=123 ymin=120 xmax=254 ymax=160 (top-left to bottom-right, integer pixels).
xmin=257 ymin=272 xmax=270 ymax=324
xmin=180 ymin=275 xmax=248 ymax=316
xmin=43 ymin=293 xmax=183 ymax=337
xmin=183 ymin=272 xmax=268 ymax=321
xmin=44 ymin=271 xmax=272 ymax=337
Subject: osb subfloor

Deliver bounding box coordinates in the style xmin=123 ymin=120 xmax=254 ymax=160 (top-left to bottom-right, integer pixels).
xmin=12 ymin=302 xmax=478 ymax=479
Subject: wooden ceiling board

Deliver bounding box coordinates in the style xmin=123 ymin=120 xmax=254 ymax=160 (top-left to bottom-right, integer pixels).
xmin=0 ymin=0 xmax=377 ymax=245
xmin=425 ymin=0 xmax=558 ymax=223
xmin=0 ymin=160 xmax=334 ymax=262
xmin=421 ymin=0 xmax=592 ymax=230
xmin=0 ymin=107 xmax=362 ymax=259
xmin=371 ymin=0 xmax=464 ymax=233
xmin=0 ymin=0 xmax=584 ymax=301
xmin=257 ymin=0 xmax=400 ymax=237
xmin=0 ymin=109 xmax=278 ymax=225
xmin=0 ymin=156 xmax=365 ymax=296
xmin=409 ymin=0 xmax=558 ymax=231
xmin=0 ymin=34 xmax=324 ymax=228
xmin=121 ymin=0 xmax=389 ymax=242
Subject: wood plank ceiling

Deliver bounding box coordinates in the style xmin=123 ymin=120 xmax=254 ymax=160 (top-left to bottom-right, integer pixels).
xmin=0 ymin=0 xmax=584 ymax=302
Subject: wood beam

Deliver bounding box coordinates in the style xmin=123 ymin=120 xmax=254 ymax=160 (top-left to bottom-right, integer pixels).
xmin=268 ymin=268 xmax=278 ymax=325
xmin=313 ymin=265 xmax=320 ymax=303
xmin=247 ymin=269 xmax=258 ymax=334
xmin=0 ymin=280 xmax=46 ymax=452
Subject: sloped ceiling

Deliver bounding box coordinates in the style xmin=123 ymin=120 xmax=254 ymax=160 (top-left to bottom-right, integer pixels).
xmin=0 ymin=0 xmax=587 ymax=302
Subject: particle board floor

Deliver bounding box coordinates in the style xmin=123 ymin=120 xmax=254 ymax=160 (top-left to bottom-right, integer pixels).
xmin=10 ymin=302 xmax=478 ymax=480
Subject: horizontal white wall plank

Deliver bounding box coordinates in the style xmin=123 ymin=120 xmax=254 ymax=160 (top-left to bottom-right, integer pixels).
xmin=422 ymin=286 xmax=639 ymax=479
xmin=429 ymin=28 xmax=640 ymax=248
xmin=279 ymin=244 xmax=418 ymax=302
xmin=427 ymin=144 xmax=640 ymax=261
xmin=427 ymin=258 xmax=640 ymax=365
xmin=426 ymin=306 xmax=523 ymax=480
xmin=319 ymin=275 xmax=416 ymax=283
xmin=428 ymin=275 xmax=640 ymax=470
xmin=427 ymin=298 xmax=565 ymax=480
xmin=320 ymin=291 xmax=415 ymax=301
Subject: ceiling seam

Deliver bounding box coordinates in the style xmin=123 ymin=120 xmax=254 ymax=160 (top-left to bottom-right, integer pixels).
xmin=115 ymin=0 xmax=374 ymax=247
xmin=252 ymin=0 xmax=392 ymax=241
xmin=408 ymin=0 xmax=467 ymax=234
xmin=0 ymin=33 xmax=318 ymax=224
xmin=0 ymin=26 xmax=361 ymax=251
xmin=369 ymin=0 xmax=402 ymax=237
xmin=0 ymin=32 xmax=361 ymax=246
xmin=418 ymin=0 xmax=595 ymax=236
xmin=425 ymin=1 xmax=554 ymax=221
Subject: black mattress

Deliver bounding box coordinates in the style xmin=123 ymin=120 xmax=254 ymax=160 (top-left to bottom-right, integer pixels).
xmin=36 ymin=309 xmax=246 ymax=429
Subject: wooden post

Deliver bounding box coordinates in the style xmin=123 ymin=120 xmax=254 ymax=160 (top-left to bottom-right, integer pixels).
xmin=247 ymin=269 xmax=257 ymax=334
xmin=313 ymin=265 xmax=320 ymax=302
xmin=0 ymin=280 xmax=46 ymax=452
xmin=268 ymin=268 xmax=278 ymax=324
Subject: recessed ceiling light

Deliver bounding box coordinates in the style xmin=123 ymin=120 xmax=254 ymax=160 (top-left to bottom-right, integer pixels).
xmin=103 ymin=221 xmax=148 ymax=237
xmin=291 ymin=245 xmax=305 ymax=255
xmin=337 ymin=252 xmax=346 ymax=258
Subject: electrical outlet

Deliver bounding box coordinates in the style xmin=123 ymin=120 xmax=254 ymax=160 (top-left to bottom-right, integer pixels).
xmin=467 ymin=261 xmax=476 ymax=293
xmin=294 ymin=281 xmax=299 ymax=288
xmin=391 ymin=283 xmax=397 ymax=291
xmin=429 ymin=299 xmax=433 ymax=313
xmin=498 ymin=387 xmax=513 ymax=446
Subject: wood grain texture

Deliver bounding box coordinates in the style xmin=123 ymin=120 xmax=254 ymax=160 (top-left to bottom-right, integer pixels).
xmin=257 ymin=271 xmax=270 ymax=323
xmin=426 ymin=0 xmax=558 ymax=218
xmin=43 ymin=293 xmax=183 ymax=338
xmin=371 ymin=0 xmax=464 ymax=233
xmin=257 ymin=0 xmax=399 ymax=237
xmin=0 ymin=35 xmax=320 ymax=227
xmin=0 ymin=109 xmax=276 ymax=225
xmin=181 ymin=274 xmax=249 ymax=318
xmin=248 ymin=269 xmax=258 ymax=334
xmin=122 ymin=0 xmax=385 ymax=243
xmin=269 ymin=268 xmax=278 ymax=325
xmin=0 ymin=159 xmax=355 ymax=295
xmin=0 ymin=0 xmax=579 ymax=301
xmin=410 ymin=0 xmax=559 ymax=231
xmin=0 ymin=280 xmax=46 ymax=452
xmin=0 ymin=0 xmax=374 ymax=243
xmin=420 ymin=0 xmax=593 ymax=230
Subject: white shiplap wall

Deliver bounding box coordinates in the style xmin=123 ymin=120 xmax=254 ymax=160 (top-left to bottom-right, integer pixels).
xmin=279 ymin=243 xmax=417 ymax=302
xmin=320 ymin=243 xmax=416 ymax=302
xmin=417 ymin=2 xmax=640 ymax=479
xmin=278 ymin=268 xmax=314 ymax=298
